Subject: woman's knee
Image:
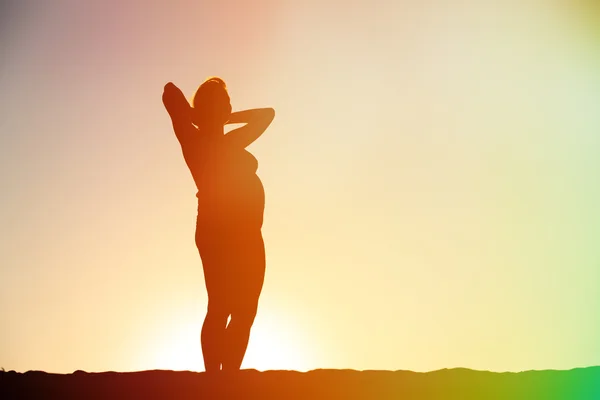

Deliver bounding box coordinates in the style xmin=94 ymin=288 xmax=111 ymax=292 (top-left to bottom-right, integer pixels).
xmin=231 ymin=302 xmax=259 ymax=327
xmin=206 ymin=299 xmax=229 ymax=321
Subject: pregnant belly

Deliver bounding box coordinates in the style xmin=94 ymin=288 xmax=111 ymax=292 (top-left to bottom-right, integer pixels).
xmin=197 ymin=172 xmax=265 ymax=226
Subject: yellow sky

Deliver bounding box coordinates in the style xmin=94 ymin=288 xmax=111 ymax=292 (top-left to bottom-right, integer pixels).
xmin=0 ymin=1 xmax=599 ymax=373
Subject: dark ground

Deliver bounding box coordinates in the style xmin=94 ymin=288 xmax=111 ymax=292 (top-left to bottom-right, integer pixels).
xmin=1 ymin=367 xmax=599 ymax=399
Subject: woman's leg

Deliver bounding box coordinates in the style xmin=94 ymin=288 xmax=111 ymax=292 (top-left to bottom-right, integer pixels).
xmin=221 ymin=230 xmax=266 ymax=372
xmin=197 ymin=224 xmax=231 ymax=372
xmin=201 ymin=299 xmax=228 ymax=372
xmin=222 ymin=300 xmax=259 ymax=371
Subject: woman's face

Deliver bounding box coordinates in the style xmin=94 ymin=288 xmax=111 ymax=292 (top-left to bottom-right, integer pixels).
xmin=193 ymin=84 xmax=231 ymax=127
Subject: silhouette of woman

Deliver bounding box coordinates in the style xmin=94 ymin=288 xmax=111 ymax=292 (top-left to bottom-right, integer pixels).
xmin=162 ymin=77 xmax=275 ymax=372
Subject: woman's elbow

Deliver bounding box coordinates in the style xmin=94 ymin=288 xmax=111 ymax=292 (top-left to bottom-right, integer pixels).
xmin=264 ymin=108 xmax=275 ymax=123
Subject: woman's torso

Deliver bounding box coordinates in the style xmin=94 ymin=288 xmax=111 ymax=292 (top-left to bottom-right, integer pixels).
xmin=182 ymin=134 xmax=265 ymax=228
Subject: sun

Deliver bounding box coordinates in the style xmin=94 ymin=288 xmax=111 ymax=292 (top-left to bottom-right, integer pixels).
xmin=242 ymin=313 xmax=315 ymax=371
xmin=148 ymin=309 xmax=316 ymax=372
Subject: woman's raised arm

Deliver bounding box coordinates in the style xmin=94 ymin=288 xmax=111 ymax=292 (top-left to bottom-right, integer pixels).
xmin=225 ymin=108 xmax=275 ymax=148
xmin=162 ymin=82 xmax=196 ymax=143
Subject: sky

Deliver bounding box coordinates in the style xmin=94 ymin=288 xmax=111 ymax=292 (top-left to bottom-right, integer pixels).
xmin=1 ymin=0 xmax=599 ymax=373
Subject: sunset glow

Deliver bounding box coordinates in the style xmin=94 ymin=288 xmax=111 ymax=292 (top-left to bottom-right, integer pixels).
xmin=1 ymin=0 xmax=599 ymax=374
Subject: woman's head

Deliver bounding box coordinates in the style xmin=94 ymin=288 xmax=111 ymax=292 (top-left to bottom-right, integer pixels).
xmin=192 ymin=77 xmax=232 ymax=128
